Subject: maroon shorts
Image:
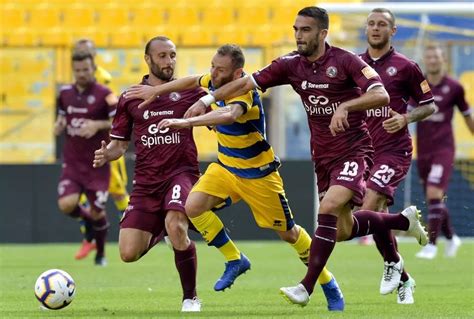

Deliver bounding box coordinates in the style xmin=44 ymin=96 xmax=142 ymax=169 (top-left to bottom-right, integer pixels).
xmin=120 ymin=172 xmax=199 ymax=236
xmin=58 ymin=164 xmax=110 ymax=211
xmin=315 ymin=155 xmax=371 ymax=207
xmin=366 ymin=151 xmax=411 ymax=206
xmin=417 ymin=151 xmax=454 ymax=192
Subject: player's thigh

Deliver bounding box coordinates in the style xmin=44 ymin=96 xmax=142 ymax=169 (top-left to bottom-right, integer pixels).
xmin=336 ymin=204 xmax=354 ymax=241
xmin=361 ymin=188 xmax=388 ymax=212
xmin=57 ymin=194 xmax=80 ymax=213
xmin=239 ymin=171 xmax=295 ymax=231
xmin=426 ymin=153 xmax=454 ymax=194
xmin=319 ymin=185 xmax=354 ymax=215
xmin=57 ymin=176 xmax=81 ymax=212
xmin=108 ymin=158 xmax=128 ymax=197
xmin=118 ymin=228 xmax=153 ymax=261
xmin=187 ymin=163 xmax=240 ymax=216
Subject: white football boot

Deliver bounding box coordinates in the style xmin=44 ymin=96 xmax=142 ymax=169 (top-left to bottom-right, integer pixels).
xmin=380 ymin=254 xmax=404 ymax=295
xmin=445 ymin=235 xmax=461 ymax=258
xmin=415 ymin=243 xmax=437 ymax=259
xmin=397 ymin=276 xmax=416 ymax=304
xmin=181 ymin=297 xmax=201 ymax=312
xmin=401 ymin=206 xmax=428 ymax=246
xmin=280 ymin=283 xmax=310 ymax=307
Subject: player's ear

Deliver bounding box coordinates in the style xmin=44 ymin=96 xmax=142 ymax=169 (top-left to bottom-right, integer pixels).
xmin=234 ymin=67 xmax=244 ymax=80
xmin=144 ymin=54 xmax=151 ymax=67
xmin=319 ymin=29 xmax=328 ymax=40
xmin=392 ymin=25 xmax=397 ymax=36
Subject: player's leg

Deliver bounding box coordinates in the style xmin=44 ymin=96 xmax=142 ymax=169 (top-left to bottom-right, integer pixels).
xmin=185 ymin=163 xmax=248 ymax=291
xmin=164 ymin=210 xmax=200 ymax=312
xmin=109 ymin=157 xmax=130 ymax=219
xmin=119 ymin=227 xmax=153 ymax=262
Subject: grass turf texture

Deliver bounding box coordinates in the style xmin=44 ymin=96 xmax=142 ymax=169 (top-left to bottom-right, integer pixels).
xmin=0 ymin=241 xmax=472 ymax=318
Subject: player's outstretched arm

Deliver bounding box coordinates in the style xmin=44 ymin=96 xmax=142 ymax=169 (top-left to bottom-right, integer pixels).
xmin=93 ymin=140 xmax=128 ymax=168
xmin=383 ymin=102 xmax=435 ymax=134
xmin=329 ymin=86 xmax=390 ymax=136
xmin=160 ymin=104 xmax=245 ymax=130
xmin=78 ymin=119 xmax=113 ymax=139
xmin=186 ymin=76 xmax=256 ymax=119
xmin=124 ymin=75 xmax=201 ymax=109
xmin=464 ymin=112 xmax=474 ymax=134
xmin=54 ymin=115 xmax=66 ymax=136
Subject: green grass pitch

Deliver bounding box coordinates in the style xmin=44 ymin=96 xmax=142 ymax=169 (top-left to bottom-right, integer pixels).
xmin=0 ymin=240 xmax=472 ymax=318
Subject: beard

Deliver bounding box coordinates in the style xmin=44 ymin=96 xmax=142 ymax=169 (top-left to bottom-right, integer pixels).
xmin=150 ymin=60 xmax=174 ymax=81
xmin=297 ymin=41 xmax=319 ymax=57
xmin=367 ymin=35 xmax=390 ymax=50
xmin=212 ymin=73 xmax=234 ymax=89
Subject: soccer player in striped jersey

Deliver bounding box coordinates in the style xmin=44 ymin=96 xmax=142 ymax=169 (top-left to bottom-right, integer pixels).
xmin=72 ymin=39 xmax=130 ymax=260
xmin=126 ymin=44 xmax=345 ymax=311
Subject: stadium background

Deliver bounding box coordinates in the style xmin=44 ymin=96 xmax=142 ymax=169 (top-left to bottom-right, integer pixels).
xmin=0 ymin=0 xmax=472 ymax=242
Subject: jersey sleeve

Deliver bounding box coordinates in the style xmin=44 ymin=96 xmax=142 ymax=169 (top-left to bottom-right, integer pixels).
xmin=454 ymin=82 xmax=471 ymax=116
xmin=407 ymin=62 xmax=434 ymax=106
xmin=56 ymin=86 xmax=69 ymax=116
xmin=251 ymin=57 xmax=291 ymax=92
xmin=110 ymin=95 xmax=133 ymax=141
xmin=226 ymin=90 xmax=253 ymax=115
xmin=344 ymin=53 xmax=383 ymax=92
xmin=198 ymin=73 xmax=212 ymax=88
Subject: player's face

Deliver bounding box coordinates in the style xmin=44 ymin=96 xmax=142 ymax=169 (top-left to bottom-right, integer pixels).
xmin=423 ymin=48 xmax=444 ymax=75
xmin=366 ymin=12 xmax=396 ymax=50
xmin=72 ymin=58 xmax=95 ymax=87
xmin=145 ymin=40 xmax=177 ymax=81
xmin=210 ymin=54 xmax=237 ymax=88
xmin=293 ymin=15 xmax=327 ymax=57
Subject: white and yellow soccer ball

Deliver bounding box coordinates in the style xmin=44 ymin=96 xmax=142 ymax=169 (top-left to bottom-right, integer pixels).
xmin=34 ymin=269 xmax=76 ymax=310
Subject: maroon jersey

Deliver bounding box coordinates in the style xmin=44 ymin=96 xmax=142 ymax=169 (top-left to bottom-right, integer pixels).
xmin=111 ymin=75 xmax=206 ymax=192
xmin=252 ymin=43 xmax=382 ymax=164
xmin=57 ymin=82 xmax=115 ymax=171
xmin=416 ymin=75 xmax=471 ymax=156
xmin=360 ymin=48 xmax=434 ymax=154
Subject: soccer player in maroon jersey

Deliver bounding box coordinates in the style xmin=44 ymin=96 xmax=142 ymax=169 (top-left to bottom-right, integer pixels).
xmin=93 ymin=36 xmax=205 ymax=312
xmin=415 ymin=44 xmax=474 ymax=260
xmin=359 ymin=8 xmax=436 ymax=304
xmin=54 ymin=52 xmax=117 ymax=266
xmin=183 ymin=7 xmax=428 ymax=309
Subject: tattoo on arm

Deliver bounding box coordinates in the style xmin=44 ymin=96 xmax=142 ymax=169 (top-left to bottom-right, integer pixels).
xmin=407 ymin=103 xmax=435 ymax=123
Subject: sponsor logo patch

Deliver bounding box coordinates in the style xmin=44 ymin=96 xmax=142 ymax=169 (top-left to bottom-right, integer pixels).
xmin=361 ymin=66 xmax=378 ymax=79
xmin=420 ymin=80 xmax=431 ymax=94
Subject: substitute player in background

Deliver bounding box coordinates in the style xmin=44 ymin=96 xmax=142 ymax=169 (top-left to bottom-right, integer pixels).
xmin=126 ymin=44 xmax=345 ymax=311
xmin=415 ymin=44 xmax=474 ymax=260
xmin=54 ymin=52 xmax=117 ymax=266
xmin=93 ymin=36 xmax=204 ymax=312
xmin=183 ymin=7 xmax=428 ymax=309
xmin=73 ymin=39 xmax=131 ymax=260
xmin=360 ymin=8 xmax=435 ymax=304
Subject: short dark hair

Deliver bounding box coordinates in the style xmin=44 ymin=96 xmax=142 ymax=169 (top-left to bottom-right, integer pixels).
xmin=216 ymin=44 xmax=245 ymax=69
xmin=145 ymin=36 xmax=171 ymax=55
xmin=297 ymin=7 xmax=329 ymax=30
xmin=371 ymin=8 xmax=396 ymax=27
xmin=71 ymin=52 xmax=94 ymax=64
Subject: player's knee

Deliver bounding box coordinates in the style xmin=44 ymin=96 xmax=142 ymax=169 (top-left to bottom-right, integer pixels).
xmin=277 ymin=226 xmax=299 ymax=243
xmin=57 ymin=199 xmax=75 ymax=214
xmin=426 ymin=186 xmax=444 ymax=200
xmin=90 ymin=208 xmax=106 ymax=220
xmin=119 ymin=245 xmax=140 ymax=262
xmin=319 ymin=198 xmax=343 ymax=214
xmin=185 ymin=201 xmax=203 ymax=218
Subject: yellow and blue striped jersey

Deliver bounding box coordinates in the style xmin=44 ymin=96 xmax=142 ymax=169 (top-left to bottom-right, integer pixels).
xmin=198 ymin=73 xmax=280 ymax=178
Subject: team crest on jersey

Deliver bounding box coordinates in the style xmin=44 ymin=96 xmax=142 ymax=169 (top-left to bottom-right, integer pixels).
xmin=361 ymin=66 xmax=378 ymax=79
xmin=442 ymin=85 xmax=450 ymax=94
xmin=169 ymin=92 xmax=181 ymax=101
xmin=87 ymin=95 xmax=96 ymax=105
xmin=326 ymin=66 xmax=338 ymax=78
xmin=143 ymin=110 xmax=150 ymax=120
xmin=386 ymin=66 xmax=397 ymax=76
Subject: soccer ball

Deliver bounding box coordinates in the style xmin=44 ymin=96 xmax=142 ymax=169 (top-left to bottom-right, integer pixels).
xmin=34 ymin=269 xmax=76 ymax=310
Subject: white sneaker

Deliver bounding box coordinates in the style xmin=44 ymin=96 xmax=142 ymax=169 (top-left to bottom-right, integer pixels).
xmin=401 ymin=206 xmax=428 ymax=246
xmin=415 ymin=243 xmax=437 ymax=259
xmin=280 ymin=283 xmax=310 ymax=307
xmin=397 ymin=276 xmax=416 ymax=304
xmin=181 ymin=297 xmax=201 ymax=312
xmin=380 ymin=254 xmax=404 ymax=295
xmin=445 ymin=235 xmax=461 ymax=258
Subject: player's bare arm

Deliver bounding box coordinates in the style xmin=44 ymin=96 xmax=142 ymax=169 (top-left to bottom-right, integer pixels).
xmin=329 ymin=85 xmax=389 ymax=136
xmin=93 ymin=140 xmax=129 ymax=168
xmin=383 ymin=102 xmax=436 ymax=134
xmin=125 ymin=75 xmax=201 ymax=109
xmin=185 ymin=76 xmax=255 ymax=119
xmin=160 ymin=104 xmax=245 ymax=130
xmin=78 ymin=119 xmax=113 ymax=139
xmin=54 ymin=114 xmax=66 ymax=136
xmin=464 ymin=112 xmax=474 ymax=134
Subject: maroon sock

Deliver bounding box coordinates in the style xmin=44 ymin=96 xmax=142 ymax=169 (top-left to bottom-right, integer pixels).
xmin=351 ymin=211 xmax=399 ymax=262
xmin=174 ymin=241 xmax=197 ymax=300
xmin=92 ymin=216 xmax=109 ymax=257
xmin=301 ymin=214 xmax=337 ymax=295
xmin=428 ymin=199 xmax=443 ymax=244
xmin=440 ymin=206 xmax=454 ymax=240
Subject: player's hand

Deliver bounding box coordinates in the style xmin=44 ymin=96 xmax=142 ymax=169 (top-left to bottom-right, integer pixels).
xmin=77 ymin=119 xmax=99 ymax=139
xmin=93 ymin=140 xmax=109 ymax=168
xmin=184 ymin=101 xmax=207 ymax=119
xmin=53 ymin=117 xmax=66 ymax=136
xmin=124 ymin=85 xmax=157 ymax=109
xmin=158 ymin=118 xmax=191 ymax=130
xmin=383 ymin=109 xmax=408 ymax=133
xmin=329 ymin=105 xmax=350 ymax=136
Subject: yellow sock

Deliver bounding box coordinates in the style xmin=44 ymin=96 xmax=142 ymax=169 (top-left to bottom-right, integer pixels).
xmin=79 ymin=194 xmax=88 ymax=206
xmin=291 ymin=225 xmax=333 ymax=285
xmin=114 ymin=194 xmax=130 ymax=211
xmin=189 ymin=210 xmax=240 ymax=261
